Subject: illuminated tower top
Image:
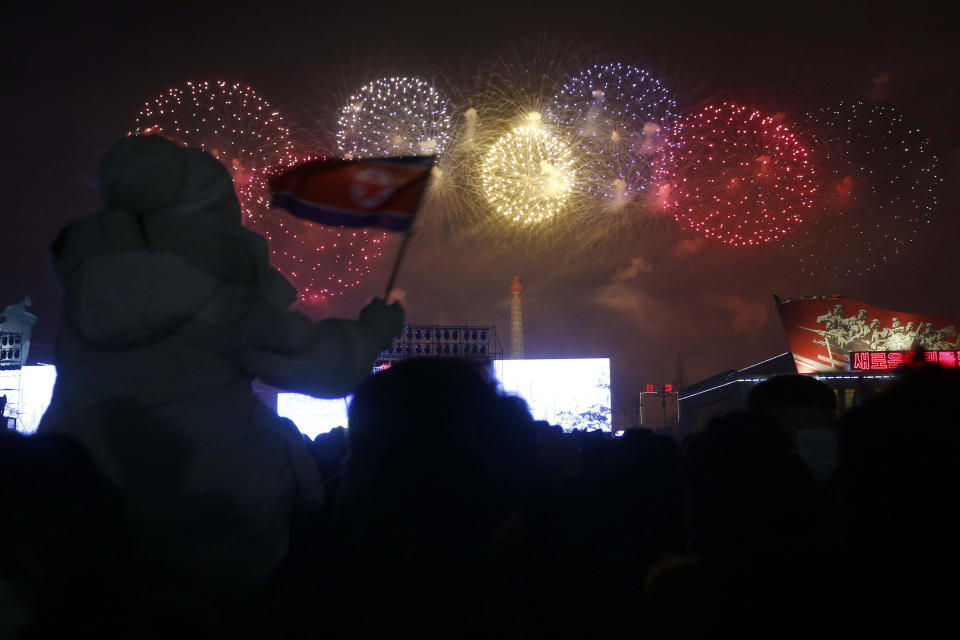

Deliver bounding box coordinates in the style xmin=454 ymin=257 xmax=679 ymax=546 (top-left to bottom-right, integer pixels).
xmin=510 ymin=276 xmax=524 ymax=359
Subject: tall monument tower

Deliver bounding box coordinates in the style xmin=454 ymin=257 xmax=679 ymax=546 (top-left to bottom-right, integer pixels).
xmin=510 ymin=275 xmax=524 ymax=359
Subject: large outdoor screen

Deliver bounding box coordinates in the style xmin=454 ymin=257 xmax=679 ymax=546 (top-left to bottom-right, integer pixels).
xmin=6 ymin=358 xmax=612 ymax=439
xmin=277 ymin=357 xmax=612 ymax=437
xmin=276 ymin=393 xmax=352 ymax=439
xmin=0 ymin=365 xmax=57 ymax=434
xmin=495 ymin=358 xmax=611 ymax=432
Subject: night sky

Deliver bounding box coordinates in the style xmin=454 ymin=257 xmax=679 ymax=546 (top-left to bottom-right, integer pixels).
xmin=3 ymin=1 xmax=957 ymax=425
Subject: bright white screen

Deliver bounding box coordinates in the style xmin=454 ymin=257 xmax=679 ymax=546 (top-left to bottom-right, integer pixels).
xmin=0 ymin=363 xmax=349 ymax=440
xmin=3 ymin=359 xmax=612 ymax=438
xmin=0 ymin=365 xmax=57 ymax=434
xmin=276 ymin=393 xmax=351 ymax=439
xmin=278 ymin=358 xmax=612 ymax=436
xmin=496 ymin=358 xmax=611 ymax=432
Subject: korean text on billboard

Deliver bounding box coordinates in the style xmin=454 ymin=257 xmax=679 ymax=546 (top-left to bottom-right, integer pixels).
xmin=851 ymin=350 xmax=960 ymax=371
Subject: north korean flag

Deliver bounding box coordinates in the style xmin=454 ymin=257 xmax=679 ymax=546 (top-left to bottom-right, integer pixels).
xmin=269 ymin=155 xmax=435 ymax=232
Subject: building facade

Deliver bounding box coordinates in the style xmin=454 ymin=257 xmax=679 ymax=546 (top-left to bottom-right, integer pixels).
xmin=678 ymin=352 xmax=895 ymax=438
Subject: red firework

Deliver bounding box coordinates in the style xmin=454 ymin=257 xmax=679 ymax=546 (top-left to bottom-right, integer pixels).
xmin=239 ymin=154 xmax=387 ymax=303
xmin=132 ymin=81 xmax=386 ymax=303
xmin=654 ymin=102 xmax=817 ymax=246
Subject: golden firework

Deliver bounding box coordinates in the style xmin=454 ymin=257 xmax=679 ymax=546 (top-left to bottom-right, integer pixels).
xmin=480 ymin=115 xmax=577 ymax=224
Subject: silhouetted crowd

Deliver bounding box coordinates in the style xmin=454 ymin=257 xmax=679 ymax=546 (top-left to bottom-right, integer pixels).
xmin=5 ymin=137 xmax=958 ymax=636
xmin=3 ymin=358 xmax=958 ymax=637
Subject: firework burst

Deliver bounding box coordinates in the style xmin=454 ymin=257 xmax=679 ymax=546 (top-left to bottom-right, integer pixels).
xmin=654 ymin=101 xmax=817 ymax=247
xmin=133 ymin=80 xmax=292 ymax=187
xmin=134 ymin=81 xmax=386 ymax=302
xmin=238 ymin=156 xmax=387 ymax=303
xmin=785 ymin=100 xmax=940 ymax=278
xmin=548 ymin=62 xmax=677 ymax=201
xmin=480 ymin=113 xmax=578 ymax=225
xmin=456 ymin=45 xmax=689 ymax=258
xmin=336 ymin=77 xmax=452 ymax=159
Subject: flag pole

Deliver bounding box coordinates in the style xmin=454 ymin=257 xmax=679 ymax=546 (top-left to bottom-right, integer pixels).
xmin=384 ymin=228 xmax=414 ymax=299
xmin=382 ymin=155 xmax=435 ymax=299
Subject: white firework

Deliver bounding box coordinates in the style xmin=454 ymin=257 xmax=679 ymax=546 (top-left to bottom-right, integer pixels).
xmin=548 ymin=63 xmax=677 ymax=201
xmin=337 ymin=77 xmax=453 ymax=159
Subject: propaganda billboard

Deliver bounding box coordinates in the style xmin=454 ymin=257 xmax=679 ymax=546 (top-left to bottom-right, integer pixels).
xmin=775 ymin=295 xmax=959 ymax=373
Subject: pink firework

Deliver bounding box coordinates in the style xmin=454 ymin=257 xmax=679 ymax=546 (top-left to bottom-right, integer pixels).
xmin=654 ymin=102 xmax=817 ymax=246
xmin=133 ymin=81 xmax=385 ymax=301
xmin=239 ymin=156 xmax=386 ymax=303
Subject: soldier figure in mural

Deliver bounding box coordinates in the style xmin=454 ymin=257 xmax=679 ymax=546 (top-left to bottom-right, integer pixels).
xmin=883 ymin=318 xmax=913 ymax=351
xmin=849 ymin=309 xmax=869 ymax=335
xmin=905 ymin=321 xmax=919 ymax=348
xmin=808 ymin=304 xmax=887 ymax=355
xmin=810 ymin=310 xmax=958 ymax=353
xmin=816 ymin=304 xmax=845 ymax=332
xmin=809 ymin=304 xmax=851 ymax=355
xmin=921 ymin=324 xmax=942 ymax=350
xmin=920 ymin=322 xmax=936 ymax=349
xmin=864 ymin=319 xmax=885 ymax=350
xmin=890 ymin=317 xmax=904 ymax=335
xmin=842 ymin=309 xmax=872 ymax=351
xmin=922 ymin=324 xmax=959 ymax=350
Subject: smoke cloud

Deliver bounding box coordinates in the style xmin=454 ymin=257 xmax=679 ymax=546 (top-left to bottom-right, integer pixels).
xmin=720 ymin=295 xmax=770 ymax=333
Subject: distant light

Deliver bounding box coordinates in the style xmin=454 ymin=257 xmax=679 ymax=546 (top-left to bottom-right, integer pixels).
xmin=0 ymin=365 xmax=57 ymax=434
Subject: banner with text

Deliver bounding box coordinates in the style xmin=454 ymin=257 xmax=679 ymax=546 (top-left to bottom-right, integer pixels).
xmin=775 ymin=296 xmax=959 ymax=373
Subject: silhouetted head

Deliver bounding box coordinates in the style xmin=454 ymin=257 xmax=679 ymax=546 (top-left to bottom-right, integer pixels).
xmin=99 ymin=135 xmax=186 ymax=214
xmin=683 ymin=411 xmax=815 ymax=552
xmin=98 ymin=136 xmax=241 ymax=226
xmin=838 ymin=365 xmax=960 ymax=603
xmin=340 ymin=358 xmax=536 ymax=562
xmin=163 ymin=148 xmax=242 ymax=226
xmin=347 ymin=358 xmax=501 ymax=474
xmin=839 ymin=365 xmax=960 ymax=532
xmin=748 ymin=375 xmax=836 ymax=434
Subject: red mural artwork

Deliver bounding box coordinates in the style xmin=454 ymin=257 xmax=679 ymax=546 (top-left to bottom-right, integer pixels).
xmin=775 ymin=296 xmax=959 ymax=373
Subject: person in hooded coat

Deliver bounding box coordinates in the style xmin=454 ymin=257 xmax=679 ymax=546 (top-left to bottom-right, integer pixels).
xmin=37 ymin=135 xmax=404 ymax=613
